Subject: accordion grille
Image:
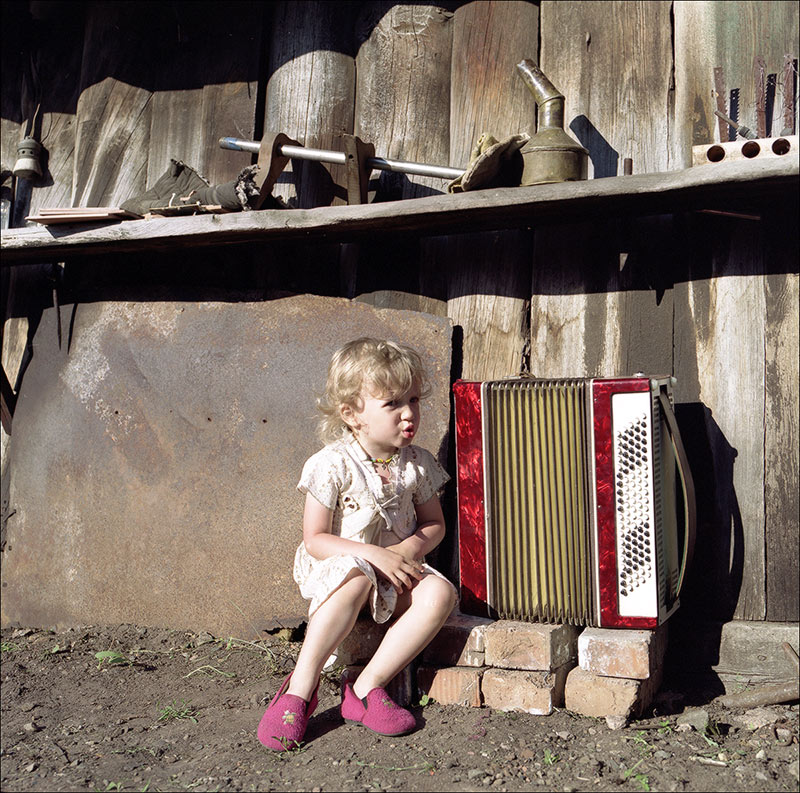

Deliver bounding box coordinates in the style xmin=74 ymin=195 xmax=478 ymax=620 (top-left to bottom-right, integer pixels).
xmin=484 ymin=380 xmax=595 ymax=625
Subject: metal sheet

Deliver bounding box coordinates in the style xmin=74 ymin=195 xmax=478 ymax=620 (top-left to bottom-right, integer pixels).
xmin=1 ymin=297 xmax=452 ymax=638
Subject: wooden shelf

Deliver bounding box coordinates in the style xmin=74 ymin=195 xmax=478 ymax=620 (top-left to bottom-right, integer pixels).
xmin=1 ymin=156 xmax=797 ymax=266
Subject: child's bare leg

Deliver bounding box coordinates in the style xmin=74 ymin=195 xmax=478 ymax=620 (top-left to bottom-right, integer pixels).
xmin=287 ymin=570 xmax=372 ymax=701
xmin=352 ymin=575 xmax=456 ymax=699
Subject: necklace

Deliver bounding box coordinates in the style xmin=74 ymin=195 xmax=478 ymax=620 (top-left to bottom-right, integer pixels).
xmin=370 ymin=453 xmax=397 ymax=466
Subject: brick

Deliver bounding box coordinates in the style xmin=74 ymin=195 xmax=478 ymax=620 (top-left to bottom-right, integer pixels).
xmin=417 ymin=666 xmax=484 ymax=708
xmin=481 ymin=664 xmax=573 ymax=715
xmin=578 ymin=625 xmax=668 ymax=680
xmin=564 ymin=665 xmax=663 ymax=720
xmin=422 ymin=612 xmax=493 ymax=667
xmin=484 ymin=620 xmax=579 ymax=671
xmin=335 ymin=618 xmax=388 ymax=665
xmin=342 ymin=664 xmax=414 ymax=707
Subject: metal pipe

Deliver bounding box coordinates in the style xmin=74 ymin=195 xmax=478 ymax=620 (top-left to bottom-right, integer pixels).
xmin=219 ymin=136 xmax=465 ymax=181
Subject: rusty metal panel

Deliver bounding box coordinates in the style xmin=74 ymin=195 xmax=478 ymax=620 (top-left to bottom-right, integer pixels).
xmin=1 ymin=297 xmax=452 ymax=639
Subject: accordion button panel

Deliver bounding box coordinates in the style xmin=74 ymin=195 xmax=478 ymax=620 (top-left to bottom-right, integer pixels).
xmin=611 ymin=392 xmax=658 ymax=618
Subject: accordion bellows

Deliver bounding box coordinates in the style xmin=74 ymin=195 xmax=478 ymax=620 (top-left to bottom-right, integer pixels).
xmin=453 ymin=376 xmax=695 ymax=629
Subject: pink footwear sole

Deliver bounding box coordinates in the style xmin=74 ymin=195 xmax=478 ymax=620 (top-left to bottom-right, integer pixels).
xmin=341 ymin=683 xmax=416 ymax=736
xmin=257 ymin=673 xmax=319 ymax=751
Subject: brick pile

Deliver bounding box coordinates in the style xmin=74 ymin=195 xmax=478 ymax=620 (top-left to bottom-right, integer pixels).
xmin=337 ymin=611 xmax=668 ymax=727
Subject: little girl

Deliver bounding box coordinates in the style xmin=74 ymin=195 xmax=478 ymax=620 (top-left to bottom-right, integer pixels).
xmin=258 ymin=337 xmax=458 ymax=751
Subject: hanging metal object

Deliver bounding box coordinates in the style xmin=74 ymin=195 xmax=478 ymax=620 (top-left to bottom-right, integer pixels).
xmin=516 ymin=59 xmax=588 ymax=185
xmin=13 ymin=137 xmax=43 ymax=180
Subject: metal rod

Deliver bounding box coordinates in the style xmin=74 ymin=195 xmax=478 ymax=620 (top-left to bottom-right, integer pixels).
xmin=219 ymin=137 xmax=465 ymax=181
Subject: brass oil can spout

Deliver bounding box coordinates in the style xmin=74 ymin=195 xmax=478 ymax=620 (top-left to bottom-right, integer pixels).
xmin=516 ymin=58 xmax=588 ymax=185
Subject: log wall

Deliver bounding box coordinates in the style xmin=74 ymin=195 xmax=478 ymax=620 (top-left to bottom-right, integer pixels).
xmin=1 ymin=0 xmax=798 ymax=625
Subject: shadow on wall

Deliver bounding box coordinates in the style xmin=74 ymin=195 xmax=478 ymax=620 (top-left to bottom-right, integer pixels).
xmin=569 ymin=114 xmax=619 ymax=178
xmin=674 ymin=402 xmax=744 ymax=624
xmin=1 ymin=0 xmax=482 ymax=122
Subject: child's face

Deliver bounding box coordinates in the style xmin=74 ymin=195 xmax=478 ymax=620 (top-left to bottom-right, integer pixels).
xmin=342 ymin=381 xmax=421 ymax=459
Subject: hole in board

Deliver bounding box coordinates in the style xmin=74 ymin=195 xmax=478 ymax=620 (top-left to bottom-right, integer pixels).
xmin=741 ymin=141 xmax=761 ymax=158
xmin=706 ymin=145 xmax=725 ymax=162
xmin=772 ymin=138 xmax=791 ymax=155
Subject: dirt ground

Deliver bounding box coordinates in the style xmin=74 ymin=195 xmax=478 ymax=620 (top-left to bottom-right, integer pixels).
xmin=1 ymin=623 xmax=797 ymax=793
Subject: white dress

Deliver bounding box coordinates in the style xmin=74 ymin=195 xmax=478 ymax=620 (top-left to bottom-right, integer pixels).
xmin=293 ymin=434 xmax=454 ymax=623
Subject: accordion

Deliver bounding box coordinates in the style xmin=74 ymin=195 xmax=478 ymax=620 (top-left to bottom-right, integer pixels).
xmin=453 ymin=376 xmax=695 ymax=629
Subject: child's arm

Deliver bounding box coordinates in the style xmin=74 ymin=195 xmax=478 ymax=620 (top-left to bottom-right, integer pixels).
xmin=385 ymin=495 xmax=446 ymax=563
xmin=302 ymin=492 xmax=424 ymax=593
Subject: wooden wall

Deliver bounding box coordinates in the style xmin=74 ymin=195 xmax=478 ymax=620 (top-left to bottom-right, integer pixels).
xmin=2 ymin=1 xmax=798 ymax=623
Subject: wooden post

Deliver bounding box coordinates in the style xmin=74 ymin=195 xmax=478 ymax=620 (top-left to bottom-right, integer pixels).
xmin=264 ymin=0 xmax=357 ymax=208
xmin=427 ymin=0 xmax=539 ymax=381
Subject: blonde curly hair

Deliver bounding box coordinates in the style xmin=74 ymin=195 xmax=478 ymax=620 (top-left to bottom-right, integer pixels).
xmin=317 ymin=338 xmax=431 ymax=444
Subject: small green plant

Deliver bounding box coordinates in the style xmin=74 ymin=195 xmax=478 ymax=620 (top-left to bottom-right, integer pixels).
xmin=274 ymin=736 xmax=306 ymax=754
xmin=418 ymin=693 xmax=433 ymax=707
xmin=183 ymin=664 xmax=235 ymax=679
xmin=355 ymin=758 xmax=436 ymax=773
xmin=98 ymin=782 xmax=124 ymax=792
xmin=543 ymin=748 xmax=560 ymax=765
xmin=622 ymin=758 xmax=650 ymax=790
xmin=631 ymin=731 xmax=655 ymax=754
xmin=1 ymin=641 xmax=20 ymax=653
xmin=42 ymin=643 xmax=71 ymax=659
xmin=699 ymin=719 xmax=722 ymax=748
xmin=95 ymin=650 xmax=134 ymax=669
xmin=706 ymin=718 xmax=723 ymax=739
xmin=157 ymin=700 xmax=198 ymax=723
xmin=657 ymin=718 xmax=673 ymax=735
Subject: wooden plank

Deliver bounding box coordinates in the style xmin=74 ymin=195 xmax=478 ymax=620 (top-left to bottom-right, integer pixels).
xmin=764 ymin=205 xmax=800 ymax=621
xmin=433 ymin=0 xmax=538 ymax=381
xmin=71 ymin=2 xmax=154 ymax=207
xmin=355 ymin=2 xmax=453 ymax=200
xmin=532 ymin=1 xmax=676 ymax=431
xmin=23 ymin=5 xmax=85 ymax=215
xmin=540 ymin=0 xmax=675 ymax=176
xmin=2 ymin=158 xmax=797 ymax=264
xmin=146 ymin=3 xmax=263 ymax=188
xmin=449 ymin=0 xmax=539 ymax=160
xmin=673 ymin=214 xmax=767 ymax=621
xmin=425 ymin=229 xmax=534 ymax=380
xmin=530 ymin=216 xmax=674 ymax=378
xmin=264 ymin=0 xmax=357 ymax=208
xmin=673 ymin=1 xmax=799 ymax=164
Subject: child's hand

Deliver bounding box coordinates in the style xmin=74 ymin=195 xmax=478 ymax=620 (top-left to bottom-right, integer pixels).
xmin=365 ymin=546 xmax=425 ymax=593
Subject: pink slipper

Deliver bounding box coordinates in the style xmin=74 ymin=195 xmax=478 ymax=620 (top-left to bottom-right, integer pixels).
xmin=341 ymin=683 xmax=416 ymax=736
xmin=257 ymin=673 xmax=319 ymax=751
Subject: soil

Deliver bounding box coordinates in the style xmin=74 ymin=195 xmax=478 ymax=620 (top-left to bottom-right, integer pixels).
xmin=1 ymin=624 xmax=797 ymax=793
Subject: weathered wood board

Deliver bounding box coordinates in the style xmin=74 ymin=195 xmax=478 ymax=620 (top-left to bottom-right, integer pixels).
xmin=265 ymin=1 xmax=357 ymax=208
xmin=764 ymin=206 xmax=800 ymax=622
xmin=4 ymin=158 xmax=796 ymax=264
xmin=674 ymin=0 xmax=799 ymax=164
xmin=434 ymin=0 xmax=539 ymax=382
xmin=533 ymin=1 xmax=676 ymax=382
xmin=530 ymin=216 xmax=674 ymax=378
xmin=70 ymin=3 xmax=154 ymax=208
xmin=1 ymin=0 xmax=797 ymax=630
xmin=355 ymin=2 xmax=453 ymax=201
xmin=673 ymin=214 xmax=767 ymax=621
xmin=540 ymin=0 xmax=676 ymax=177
